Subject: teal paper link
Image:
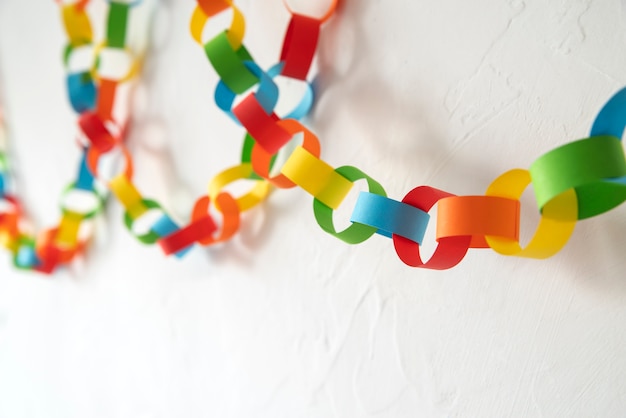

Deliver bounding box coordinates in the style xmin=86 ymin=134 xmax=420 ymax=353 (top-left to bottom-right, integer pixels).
xmin=350 ymin=192 xmax=430 ymax=244
xmin=0 ymin=173 xmax=5 ymax=197
xmin=76 ymin=151 xmax=96 ymax=191
xmin=591 ymin=86 xmax=626 ymax=139
xmin=15 ymin=244 xmax=40 ymax=269
xmin=215 ymin=62 xmax=315 ymax=123
xmin=215 ymin=61 xmax=279 ymax=124
xmin=269 ymin=62 xmax=314 ymax=120
xmin=151 ymin=215 xmax=192 ymax=258
xmin=589 ymin=87 xmax=626 ymax=183
xmin=67 ymin=72 xmax=97 ymax=113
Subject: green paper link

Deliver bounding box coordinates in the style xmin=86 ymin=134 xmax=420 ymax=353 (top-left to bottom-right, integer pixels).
xmin=313 ymin=166 xmax=386 ymax=244
xmin=205 ymin=31 xmax=259 ymax=94
xmin=529 ymin=135 xmax=626 ymax=219
xmin=123 ymin=199 xmax=165 ymax=244
xmin=107 ymin=2 xmax=130 ymax=48
xmin=59 ymin=182 xmax=105 ymax=220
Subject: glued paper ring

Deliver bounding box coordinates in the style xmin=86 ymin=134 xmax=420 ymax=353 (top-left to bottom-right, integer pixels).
xmin=484 ymin=168 xmax=577 ymax=258
xmin=123 ymin=199 xmax=165 ymax=244
xmin=280 ymin=146 xmax=353 ymax=209
xmin=436 ymin=195 xmax=520 ymax=248
xmin=192 ymin=193 xmax=241 ymax=245
xmin=529 ymin=135 xmax=626 ymax=219
xmin=215 ymin=61 xmax=279 ymax=123
xmin=208 ymin=163 xmax=272 ymax=212
xmin=251 ymin=119 xmax=321 ymax=188
xmin=313 ymin=166 xmax=386 ymax=244
xmin=190 ymin=1 xmax=245 ymax=49
xmin=392 ymin=186 xmax=471 ymax=270
xmin=350 ymin=192 xmax=430 ymax=244
xmin=59 ymin=182 xmax=105 ymax=219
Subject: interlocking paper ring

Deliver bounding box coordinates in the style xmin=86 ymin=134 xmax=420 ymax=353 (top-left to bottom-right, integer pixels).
xmin=313 ymin=166 xmax=386 ymax=244
xmin=251 ymin=119 xmax=321 ymax=188
xmin=484 ymin=168 xmax=577 ymax=258
xmin=529 ymin=135 xmax=626 ymax=219
xmin=392 ymin=186 xmax=471 ymax=270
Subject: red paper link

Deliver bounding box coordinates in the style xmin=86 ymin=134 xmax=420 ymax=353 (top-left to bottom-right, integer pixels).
xmin=392 ymin=186 xmax=471 ymax=270
xmin=280 ymin=14 xmax=321 ymax=80
xmin=158 ymin=214 xmax=217 ymax=255
xmin=233 ymin=94 xmax=292 ymax=155
xmin=79 ymin=111 xmax=117 ymax=152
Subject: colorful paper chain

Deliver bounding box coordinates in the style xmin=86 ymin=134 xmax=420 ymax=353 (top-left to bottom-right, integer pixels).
xmin=2 ymin=0 xmax=626 ymax=274
xmin=0 ymin=0 xmax=141 ymax=273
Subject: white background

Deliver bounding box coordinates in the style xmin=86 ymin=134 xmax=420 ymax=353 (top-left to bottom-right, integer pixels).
xmin=1 ymin=0 xmax=626 ymax=417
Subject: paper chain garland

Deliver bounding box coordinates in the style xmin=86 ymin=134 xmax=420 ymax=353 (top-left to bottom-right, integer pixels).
xmin=1 ymin=0 xmax=626 ymax=274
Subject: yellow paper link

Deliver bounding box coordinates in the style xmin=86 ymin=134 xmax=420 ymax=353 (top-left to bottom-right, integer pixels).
xmin=0 ymin=230 xmax=19 ymax=253
xmin=109 ymin=174 xmax=149 ymax=220
xmin=61 ymin=4 xmax=93 ymax=47
xmin=208 ymin=163 xmax=271 ymax=211
xmin=280 ymin=146 xmax=353 ymax=210
xmin=190 ymin=2 xmax=245 ymax=50
xmin=484 ymin=168 xmax=577 ymax=259
xmin=91 ymin=41 xmax=140 ymax=84
xmin=54 ymin=210 xmax=85 ymax=248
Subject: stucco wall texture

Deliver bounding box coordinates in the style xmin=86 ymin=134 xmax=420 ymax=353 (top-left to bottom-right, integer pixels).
xmin=1 ymin=0 xmax=626 ymax=417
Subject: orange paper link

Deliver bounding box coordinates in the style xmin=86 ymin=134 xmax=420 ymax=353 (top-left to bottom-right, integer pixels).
xmin=436 ymin=195 xmax=520 ymax=248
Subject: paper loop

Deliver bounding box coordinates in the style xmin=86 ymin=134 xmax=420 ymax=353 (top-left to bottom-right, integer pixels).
xmin=204 ymin=31 xmax=258 ymax=94
xmin=79 ymin=111 xmax=119 ymax=152
xmin=109 ymin=174 xmax=148 ymax=220
xmin=350 ymin=192 xmax=430 ymax=244
xmin=436 ymin=195 xmax=520 ymax=248
xmin=67 ymin=72 xmax=97 ymax=113
xmin=193 ymin=193 xmax=241 ymax=245
xmin=392 ymin=186 xmax=471 ymax=270
xmin=279 ymin=14 xmax=321 ymax=80
xmin=484 ymin=168 xmax=578 ymax=258
xmin=191 ymin=1 xmax=245 ymax=49
xmin=529 ymin=135 xmax=626 ymax=219
xmin=313 ymin=166 xmax=386 ymax=244
xmin=59 ymin=182 xmax=105 ymax=219
xmin=281 ymin=146 xmax=354 ymax=209
xmin=233 ymin=94 xmax=292 ymax=154
xmin=106 ymin=1 xmax=130 ymax=48
xmin=250 ymin=119 xmax=321 ymax=188
xmin=91 ymin=42 xmax=139 ymax=84
xmin=61 ymin=3 xmax=93 ymax=46
xmin=215 ymin=61 xmax=278 ymax=123
xmin=267 ymin=62 xmax=315 ymax=120
xmin=157 ymin=199 xmax=218 ymax=256
xmin=208 ymin=163 xmax=272 ymax=212
xmin=591 ymin=86 xmax=626 ymax=139
xmin=123 ymin=199 xmax=169 ymax=244
xmin=87 ymin=144 xmax=134 ymax=181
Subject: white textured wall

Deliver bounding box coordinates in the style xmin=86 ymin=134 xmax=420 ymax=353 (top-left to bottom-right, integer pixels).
xmin=1 ymin=0 xmax=626 ymax=417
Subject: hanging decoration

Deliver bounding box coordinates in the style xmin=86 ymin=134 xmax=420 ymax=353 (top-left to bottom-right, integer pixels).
xmin=1 ymin=0 xmax=625 ymax=274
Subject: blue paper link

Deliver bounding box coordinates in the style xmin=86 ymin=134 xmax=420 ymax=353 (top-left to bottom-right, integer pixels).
xmin=67 ymin=72 xmax=97 ymax=113
xmin=591 ymin=86 xmax=626 ymax=139
xmin=215 ymin=61 xmax=279 ymax=124
xmin=269 ymin=62 xmax=314 ymax=120
xmin=76 ymin=152 xmax=95 ymax=191
xmin=151 ymin=214 xmax=192 ymax=258
xmin=16 ymin=244 xmax=40 ymax=269
xmin=350 ymin=192 xmax=430 ymax=244
xmin=0 ymin=173 xmax=5 ymax=197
